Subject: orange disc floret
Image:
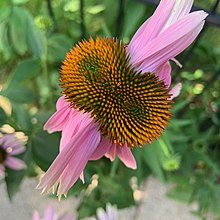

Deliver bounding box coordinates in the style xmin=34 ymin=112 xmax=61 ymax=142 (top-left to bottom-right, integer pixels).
xmin=60 ymin=37 xmax=173 ymax=147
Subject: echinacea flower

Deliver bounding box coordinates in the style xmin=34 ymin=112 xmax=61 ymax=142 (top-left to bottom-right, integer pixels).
xmin=96 ymin=203 xmax=118 ymax=220
xmin=0 ymin=133 xmax=26 ymax=176
xmin=37 ymin=0 xmax=208 ymax=196
xmin=32 ymin=204 xmax=75 ymax=220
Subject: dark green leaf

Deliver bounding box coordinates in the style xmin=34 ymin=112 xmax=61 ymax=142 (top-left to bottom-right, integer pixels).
xmin=9 ymin=58 xmax=41 ymax=86
xmin=0 ymin=107 xmax=7 ymax=125
xmin=32 ymin=130 xmax=60 ymax=171
xmin=10 ymin=103 xmax=32 ymax=131
xmin=2 ymin=86 xmax=37 ymax=103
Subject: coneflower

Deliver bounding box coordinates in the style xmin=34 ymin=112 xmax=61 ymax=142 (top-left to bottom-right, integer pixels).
xmin=37 ymin=0 xmax=207 ymax=197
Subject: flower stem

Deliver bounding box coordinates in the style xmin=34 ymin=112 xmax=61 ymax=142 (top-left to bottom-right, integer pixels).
xmin=110 ymin=157 xmax=119 ymax=178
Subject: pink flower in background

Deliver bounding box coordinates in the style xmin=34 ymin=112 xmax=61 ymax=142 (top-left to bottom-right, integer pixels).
xmin=37 ymin=0 xmax=208 ymax=196
xmin=32 ymin=205 xmax=75 ymax=220
xmin=0 ymin=134 xmax=26 ymax=176
xmin=96 ymin=204 xmax=118 ymax=220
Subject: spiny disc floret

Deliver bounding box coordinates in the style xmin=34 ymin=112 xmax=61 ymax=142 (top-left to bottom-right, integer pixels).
xmin=61 ymin=37 xmax=172 ymax=147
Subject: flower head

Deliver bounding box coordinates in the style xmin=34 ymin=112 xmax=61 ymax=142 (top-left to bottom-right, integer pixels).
xmin=96 ymin=203 xmax=118 ymax=220
xmin=0 ymin=133 xmax=26 ymax=176
xmin=32 ymin=204 xmax=75 ymax=220
xmin=37 ymin=0 xmax=208 ymax=196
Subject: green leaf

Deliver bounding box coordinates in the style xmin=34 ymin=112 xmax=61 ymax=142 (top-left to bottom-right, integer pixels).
xmin=0 ymin=21 xmax=13 ymax=60
xmin=47 ymin=34 xmax=73 ymax=63
xmin=122 ymin=0 xmax=146 ymax=38
xmin=0 ymin=107 xmax=7 ymax=125
xmin=32 ymin=131 xmax=60 ymax=171
xmin=9 ymin=58 xmax=41 ymax=86
xmin=0 ymin=7 xmax=10 ymax=21
xmin=12 ymin=0 xmax=30 ymax=4
xmin=10 ymin=103 xmax=32 ymax=131
xmin=167 ymin=185 xmax=193 ymax=203
xmin=9 ymin=6 xmax=28 ymax=55
xmin=2 ymin=86 xmax=37 ymax=103
xmin=143 ymin=141 xmax=166 ymax=182
xmin=26 ymin=11 xmax=46 ymax=59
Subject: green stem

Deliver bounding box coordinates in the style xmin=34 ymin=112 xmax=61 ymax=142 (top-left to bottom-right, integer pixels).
xmin=158 ymin=139 xmax=171 ymax=158
xmin=110 ymin=157 xmax=119 ymax=178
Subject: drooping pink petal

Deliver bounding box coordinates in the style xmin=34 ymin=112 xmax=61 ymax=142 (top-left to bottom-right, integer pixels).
xmin=44 ymin=104 xmax=72 ymax=133
xmin=5 ymin=156 xmax=27 ymax=170
xmin=128 ymin=0 xmax=176 ymax=56
xmin=32 ymin=211 xmax=40 ymax=220
xmin=37 ymin=121 xmax=101 ymax=195
xmin=169 ymin=83 xmax=182 ymax=99
xmin=131 ymin=11 xmax=208 ymax=72
xmin=116 ymin=143 xmax=137 ymax=169
xmin=156 ymin=61 xmax=172 ymax=88
xmin=90 ymin=138 xmax=112 ymax=160
xmin=58 ymin=123 xmax=101 ymax=195
xmin=105 ymin=144 xmax=117 ymax=162
xmin=56 ymin=96 xmax=69 ymax=110
xmin=60 ymin=110 xmax=92 ymax=151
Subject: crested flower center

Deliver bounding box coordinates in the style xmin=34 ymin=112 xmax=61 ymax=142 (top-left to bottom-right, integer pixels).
xmin=0 ymin=147 xmax=7 ymax=164
xmin=60 ymin=37 xmax=172 ymax=147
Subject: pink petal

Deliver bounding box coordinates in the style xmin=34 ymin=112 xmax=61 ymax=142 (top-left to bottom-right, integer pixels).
xmin=128 ymin=0 xmax=176 ymax=56
xmin=171 ymin=58 xmax=183 ymax=68
xmin=5 ymin=157 xmax=27 ymax=170
xmin=161 ymin=0 xmax=194 ymax=31
xmin=44 ymin=205 xmax=56 ymax=220
xmin=0 ymin=134 xmax=17 ymax=149
xmin=155 ymin=61 xmax=172 ymax=88
xmin=116 ymin=143 xmax=137 ymax=169
xmin=58 ymin=124 xmax=101 ymax=195
xmin=37 ymin=122 xmax=101 ymax=195
xmin=105 ymin=144 xmax=117 ymax=161
xmin=32 ymin=211 xmax=40 ymax=220
xmin=56 ymin=96 xmax=69 ymax=110
xmin=60 ymin=111 xmax=92 ymax=151
xmin=44 ymin=104 xmax=72 ymax=133
xmin=169 ymin=83 xmax=182 ymax=99
xmin=90 ymin=138 xmax=112 ymax=160
xmin=9 ymin=144 xmax=26 ymax=155
xmin=132 ymin=11 xmax=208 ymax=72
xmin=80 ymin=172 xmax=84 ymax=183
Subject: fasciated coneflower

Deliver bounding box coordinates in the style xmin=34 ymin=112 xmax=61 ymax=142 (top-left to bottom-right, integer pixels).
xmin=37 ymin=0 xmax=208 ymax=197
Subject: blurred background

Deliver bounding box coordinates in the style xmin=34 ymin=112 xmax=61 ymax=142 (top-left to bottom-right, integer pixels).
xmin=0 ymin=0 xmax=220 ymax=219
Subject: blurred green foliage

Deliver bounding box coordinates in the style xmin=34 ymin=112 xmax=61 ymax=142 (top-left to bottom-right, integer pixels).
xmin=0 ymin=0 xmax=220 ymax=219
